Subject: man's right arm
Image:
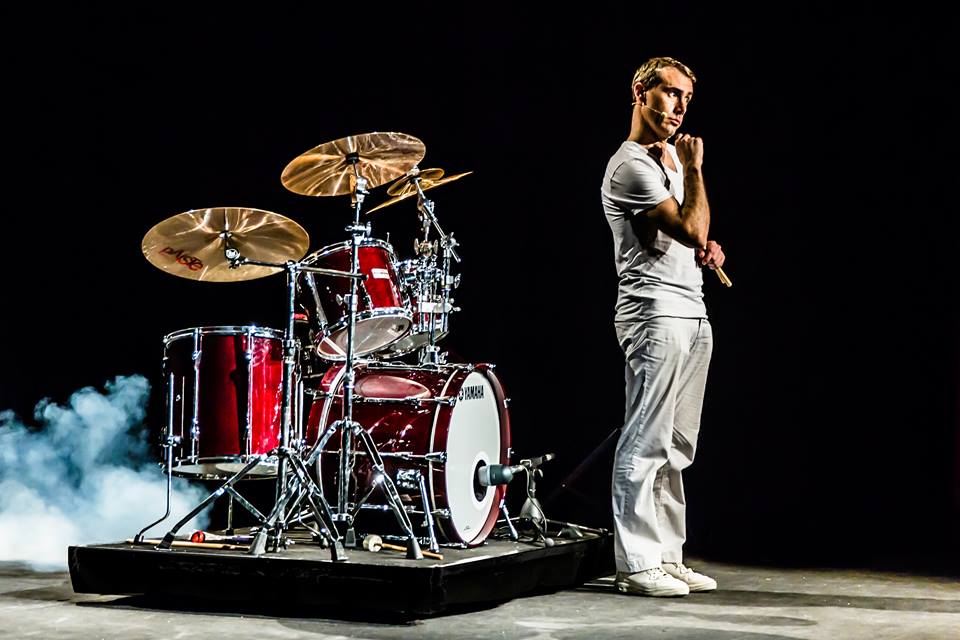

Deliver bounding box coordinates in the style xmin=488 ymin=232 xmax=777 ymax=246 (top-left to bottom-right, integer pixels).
xmin=644 ymin=135 xmax=709 ymax=248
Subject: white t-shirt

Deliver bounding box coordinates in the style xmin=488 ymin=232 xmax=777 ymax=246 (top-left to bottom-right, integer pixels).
xmin=601 ymin=140 xmax=706 ymax=324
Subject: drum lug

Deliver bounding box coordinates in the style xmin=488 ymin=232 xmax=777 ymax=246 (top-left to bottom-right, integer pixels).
xmin=424 ymin=451 xmax=448 ymax=464
xmin=358 ymin=284 xmax=374 ymax=309
xmin=342 ymin=293 xmax=359 ymax=312
xmin=395 ymin=469 xmax=420 ymax=492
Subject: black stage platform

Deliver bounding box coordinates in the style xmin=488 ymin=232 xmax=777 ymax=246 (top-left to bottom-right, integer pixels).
xmin=69 ymin=532 xmax=613 ymax=616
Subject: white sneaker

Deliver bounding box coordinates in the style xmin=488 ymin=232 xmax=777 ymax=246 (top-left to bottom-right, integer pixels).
xmin=615 ymin=567 xmax=690 ymax=597
xmin=661 ymin=562 xmax=717 ymax=592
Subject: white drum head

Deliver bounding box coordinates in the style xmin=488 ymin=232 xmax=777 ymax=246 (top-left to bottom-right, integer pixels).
xmin=317 ymin=313 xmax=410 ymax=360
xmin=440 ymin=371 xmax=502 ymax=544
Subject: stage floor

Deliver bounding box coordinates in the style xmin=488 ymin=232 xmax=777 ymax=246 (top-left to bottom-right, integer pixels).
xmin=3 ymin=556 xmax=959 ymax=639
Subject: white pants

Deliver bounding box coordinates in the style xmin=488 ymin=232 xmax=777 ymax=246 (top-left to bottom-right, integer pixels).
xmin=612 ymin=317 xmax=713 ymax=572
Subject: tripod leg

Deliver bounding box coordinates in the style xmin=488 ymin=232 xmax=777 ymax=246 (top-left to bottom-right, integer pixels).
xmin=499 ymin=497 xmax=519 ymax=542
xmin=417 ymin=471 xmax=440 ymax=553
xmin=248 ymin=450 xmax=345 ymax=560
xmin=224 ymin=486 xmax=266 ymax=523
xmin=304 ymin=420 xmax=340 ymax=467
xmin=156 ymin=456 xmax=263 ymax=550
xmin=225 ymin=493 xmax=235 ymax=535
xmin=248 ymin=470 xmax=299 ymax=555
xmin=353 ymin=425 xmax=423 ymax=559
xmin=518 ymin=468 xmax=555 ymax=547
xmin=286 ymin=453 xmax=346 ymax=561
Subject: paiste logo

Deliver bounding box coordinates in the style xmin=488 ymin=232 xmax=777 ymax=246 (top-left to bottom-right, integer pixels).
xmin=159 ymin=247 xmax=204 ymax=271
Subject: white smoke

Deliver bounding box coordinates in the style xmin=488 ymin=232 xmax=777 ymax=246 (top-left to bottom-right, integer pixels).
xmin=0 ymin=375 xmax=210 ymax=570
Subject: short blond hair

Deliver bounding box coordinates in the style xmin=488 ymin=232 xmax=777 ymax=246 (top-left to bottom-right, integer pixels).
xmin=630 ymin=57 xmax=696 ymax=103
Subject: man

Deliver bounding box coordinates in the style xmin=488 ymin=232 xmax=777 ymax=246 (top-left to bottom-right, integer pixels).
xmin=601 ymin=57 xmax=725 ymax=597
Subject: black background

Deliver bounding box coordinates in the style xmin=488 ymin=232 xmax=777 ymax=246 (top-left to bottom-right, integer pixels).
xmin=2 ymin=4 xmax=957 ymax=570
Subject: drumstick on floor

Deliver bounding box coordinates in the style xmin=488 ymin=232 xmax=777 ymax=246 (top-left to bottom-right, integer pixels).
xmin=126 ymin=538 xmax=249 ymax=551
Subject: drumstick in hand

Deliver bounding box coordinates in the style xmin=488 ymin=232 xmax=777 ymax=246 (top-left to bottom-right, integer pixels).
xmin=701 ymin=245 xmax=732 ymax=287
xmin=713 ymin=265 xmax=732 ymax=287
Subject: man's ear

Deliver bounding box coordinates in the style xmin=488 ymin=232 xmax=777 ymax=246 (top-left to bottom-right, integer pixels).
xmin=633 ymin=82 xmax=645 ymax=105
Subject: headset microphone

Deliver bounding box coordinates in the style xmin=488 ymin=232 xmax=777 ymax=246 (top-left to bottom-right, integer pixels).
xmin=641 ymin=103 xmax=669 ymax=123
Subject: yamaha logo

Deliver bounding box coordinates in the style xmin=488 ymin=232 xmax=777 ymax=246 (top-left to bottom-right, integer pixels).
xmin=459 ymin=385 xmax=485 ymax=401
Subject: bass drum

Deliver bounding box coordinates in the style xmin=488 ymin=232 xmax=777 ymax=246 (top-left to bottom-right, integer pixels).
xmin=305 ymin=362 xmax=510 ymax=546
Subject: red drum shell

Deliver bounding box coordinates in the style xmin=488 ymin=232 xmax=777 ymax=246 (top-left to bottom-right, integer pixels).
xmin=163 ymin=326 xmax=284 ymax=479
xmin=306 ymin=363 xmax=510 ymax=546
xmin=300 ymin=239 xmax=410 ymax=360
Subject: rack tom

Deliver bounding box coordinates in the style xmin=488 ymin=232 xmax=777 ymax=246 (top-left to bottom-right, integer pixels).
xmin=299 ymin=239 xmax=411 ymax=360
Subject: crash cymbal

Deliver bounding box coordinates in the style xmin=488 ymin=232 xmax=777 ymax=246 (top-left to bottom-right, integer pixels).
xmin=385 ymin=168 xmax=446 ymax=196
xmin=281 ymin=132 xmax=426 ymax=197
xmin=142 ymin=207 xmax=309 ymax=282
xmin=367 ymin=170 xmax=473 ymax=214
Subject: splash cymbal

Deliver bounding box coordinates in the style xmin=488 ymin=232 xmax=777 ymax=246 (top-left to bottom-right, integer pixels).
xmin=280 ymin=132 xmax=426 ymax=197
xmin=141 ymin=207 xmax=309 ymax=282
xmin=367 ymin=169 xmax=473 ymax=214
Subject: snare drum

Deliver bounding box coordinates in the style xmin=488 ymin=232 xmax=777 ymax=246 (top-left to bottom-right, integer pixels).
xmin=162 ymin=326 xmax=286 ymax=479
xmin=305 ymin=362 xmax=510 ymax=546
xmin=299 ymin=239 xmax=411 ymax=361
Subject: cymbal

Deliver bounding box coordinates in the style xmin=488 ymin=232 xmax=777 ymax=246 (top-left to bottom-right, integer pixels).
xmin=386 ymin=168 xmax=446 ymax=196
xmin=142 ymin=207 xmax=309 ymax=282
xmin=367 ymin=170 xmax=473 ymax=214
xmin=280 ymin=132 xmax=426 ymax=197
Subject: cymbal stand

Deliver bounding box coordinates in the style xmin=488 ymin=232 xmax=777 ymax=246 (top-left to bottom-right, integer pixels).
xmin=411 ymin=173 xmax=461 ymax=366
xmin=323 ymin=156 xmax=424 ymax=558
xmin=181 ymin=238 xmax=366 ymax=558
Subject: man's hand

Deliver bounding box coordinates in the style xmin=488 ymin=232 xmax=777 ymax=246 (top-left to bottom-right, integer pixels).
xmin=675 ymin=134 xmax=703 ymax=171
xmin=696 ymin=240 xmax=725 ymax=270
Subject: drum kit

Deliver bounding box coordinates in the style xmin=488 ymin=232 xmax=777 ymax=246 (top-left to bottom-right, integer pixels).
xmin=135 ymin=132 xmax=520 ymax=560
